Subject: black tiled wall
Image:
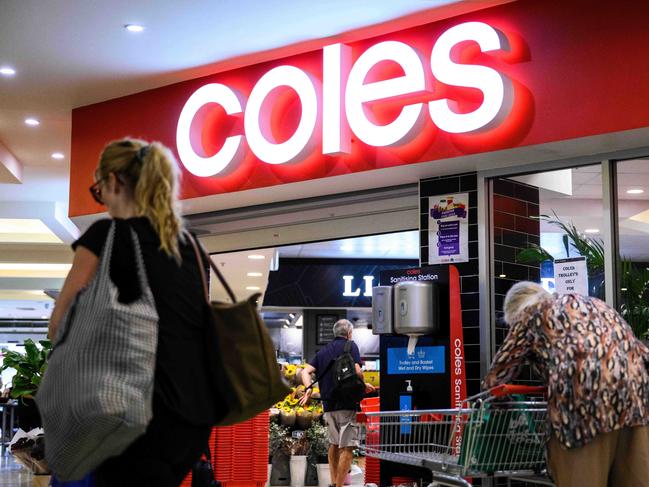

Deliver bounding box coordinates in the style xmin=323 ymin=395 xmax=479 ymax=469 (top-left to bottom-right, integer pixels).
xmin=419 ymin=173 xmax=481 ymax=396
xmin=492 ymin=178 xmax=541 ymax=384
xmin=419 ymin=175 xmax=540 ymax=487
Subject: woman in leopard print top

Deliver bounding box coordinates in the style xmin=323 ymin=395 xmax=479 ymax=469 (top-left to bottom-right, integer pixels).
xmin=483 ymin=281 xmax=649 ymax=487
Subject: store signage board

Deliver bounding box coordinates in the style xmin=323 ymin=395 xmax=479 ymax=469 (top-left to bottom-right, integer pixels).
xmin=263 ymin=259 xmax=418 ymax=308
xmin=316 ymin=314 xmax=338 ymax=345
xmin=553 ymin=257 xmax=588 ymax=296
xmin=342 ymin=275 xmax=375 ymax=297
xmin=176 ymin=22 xmax=513 ymax=177
xmin=70 ymin=11 xmax=529 ymax=217
xmin=387 ymin=346 xmax=446 ymax=374
xmin=380 ymin=265 xmax=447 ymax=286
xmin=428 ymin=192 xmax=469 ymax=264
xmin=70 ymin=2 xmax=649 ymax=218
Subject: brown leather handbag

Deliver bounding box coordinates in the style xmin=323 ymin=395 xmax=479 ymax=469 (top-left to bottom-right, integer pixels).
xmin=188 ymin=234 xmax=290 ymax=426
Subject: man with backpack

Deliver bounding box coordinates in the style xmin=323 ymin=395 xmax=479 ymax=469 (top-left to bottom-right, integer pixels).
xmin=300 ymin=319 xmax=374 ymax=487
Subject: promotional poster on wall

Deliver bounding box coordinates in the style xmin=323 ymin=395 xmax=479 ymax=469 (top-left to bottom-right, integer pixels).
xmin=428 ymin=193 xmax=469 ymax=265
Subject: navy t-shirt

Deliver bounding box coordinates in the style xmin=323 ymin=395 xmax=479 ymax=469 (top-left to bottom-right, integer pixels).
xmin=309 ymin=337 xmax=362 ymax=412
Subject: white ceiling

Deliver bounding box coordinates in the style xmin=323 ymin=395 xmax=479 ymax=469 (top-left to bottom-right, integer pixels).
xmin=209 ymin=247 xmax=276 ymax=303
xmin=540 ymin=160 xmax=649 ymax=199
xmin=279 ymin=230 xmax=420 ymax=259
xmin=528 ymin=160 xmax=649 ymax=261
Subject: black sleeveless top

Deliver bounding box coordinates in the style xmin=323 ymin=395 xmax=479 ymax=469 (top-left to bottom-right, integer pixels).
xmin=73 ymin=217 xmax=215 ymax=426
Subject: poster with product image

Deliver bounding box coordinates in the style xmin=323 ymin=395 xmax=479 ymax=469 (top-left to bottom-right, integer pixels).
xmin=428 ymin=193 xmax=469 ymax=265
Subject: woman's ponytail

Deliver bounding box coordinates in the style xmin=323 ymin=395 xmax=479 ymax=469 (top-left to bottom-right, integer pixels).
xmin=134 ymin=142 xmax=183 ymax=261
xmin=97 ymin=138 xmax=184 ymax=262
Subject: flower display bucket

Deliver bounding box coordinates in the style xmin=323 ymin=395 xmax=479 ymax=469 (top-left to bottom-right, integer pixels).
xmin=290 ymin=455 xmax=307 ymax=487
xmin=316 ymin=464 xmax=331 ymax=487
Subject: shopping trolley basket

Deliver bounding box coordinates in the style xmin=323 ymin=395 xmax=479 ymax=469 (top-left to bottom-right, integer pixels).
xmin=357 ymin=385 xmax=550 ymax=487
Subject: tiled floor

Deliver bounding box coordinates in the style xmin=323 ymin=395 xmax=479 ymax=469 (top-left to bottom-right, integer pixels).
xmin=0 ymin=455 xmax=41 ymax=486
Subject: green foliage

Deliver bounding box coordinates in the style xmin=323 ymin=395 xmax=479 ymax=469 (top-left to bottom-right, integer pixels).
xmin=517 ymin=213 xmax=605 ymax=274
xmin=306 ymin=421 xmax=329 ymax=458
xmin=619 ymin=260 xmax=649 ymax=339
xmin=516 ymin=213 xmax=649 ymax=337
xmin=269 ymin=422 xmax=290 ymax=455
xmin=540 ymin=213 xmax=605 ymax=274
xmin=516 ymin=243 xmax=554 ymax=265
xmin=0 ymin=339 xmax=51 ymax=399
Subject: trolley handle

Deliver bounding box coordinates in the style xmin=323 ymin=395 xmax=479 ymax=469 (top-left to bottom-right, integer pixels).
xmin=490 ymin=384 xmax=546 ymax=397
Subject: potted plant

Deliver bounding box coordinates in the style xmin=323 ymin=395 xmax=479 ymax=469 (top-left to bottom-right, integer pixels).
xmin=306 ymin=422 xmax=330 ymax=487
xmin=269 ymin=423 xmax=290 ymax=486
xmin=619 ymin=260 xmax=649 ymax=340
xmin=0 ymin=339 xmax=52 ymax=431
xmin=289 ymin=434 xmax=310 ymax=487
xmin=517 ymin=213 xmax=605 ymax=298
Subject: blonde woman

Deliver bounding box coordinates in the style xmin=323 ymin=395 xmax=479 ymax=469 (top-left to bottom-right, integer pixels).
xmin=49 ymin=139 xmax=214 ymax=487
xmin=483 ymin=281 xmax=649 ymax=487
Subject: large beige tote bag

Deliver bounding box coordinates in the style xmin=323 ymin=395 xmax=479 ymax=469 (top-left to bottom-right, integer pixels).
xmin=36 ymin=221 xmax=158 ymax=481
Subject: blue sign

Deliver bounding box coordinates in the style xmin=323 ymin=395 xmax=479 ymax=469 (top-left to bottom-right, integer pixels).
xmin=387 ymin=346 xmax=445 ymax=375
xmin=399 ymin=394 xmax=412 ymax=434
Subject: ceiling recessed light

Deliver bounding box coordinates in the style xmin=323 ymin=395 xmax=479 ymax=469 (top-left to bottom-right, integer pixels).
xmin=125 ymin=24 xmax=145 ymax=33
xmin=499 ymin=274 xmax=507 ymax=278
xmin=0 ymin=67 xmax=16 ymax=76
xmin=248 ymin=254 xmax=265 ymax=260
xmin=627 ymin=189 xmax=644 ymax=195
xmin=584 ymin=228 xmax=600 ymax=234
xmin=247 ymin=272 xmax=263 ymax=277
xmin=51 ymin=152 xmax=65 ymax=160
xmin=24 ymin=118 xmax=40 ymax=126
xmin=246 ymin=286 xmax=261 ymax=291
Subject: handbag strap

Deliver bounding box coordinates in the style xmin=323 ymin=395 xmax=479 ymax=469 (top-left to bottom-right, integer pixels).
xmin=305 ymin=359 xmax=335 ymax=393
xmin=186 ymin=232 xmax=237 ymax=303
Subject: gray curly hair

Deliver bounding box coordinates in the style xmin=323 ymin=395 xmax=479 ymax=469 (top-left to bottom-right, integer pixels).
xmin=503 ymin=281 xmax=551 ymax=324
xmin=333 ymin=319 xmax=353 ymax=338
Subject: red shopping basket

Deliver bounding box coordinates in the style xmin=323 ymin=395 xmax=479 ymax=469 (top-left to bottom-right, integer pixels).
xmin=182 ymin=411 xmax=270 ymax=487
xmin=360 ymin=397 xmax=380 ymax=485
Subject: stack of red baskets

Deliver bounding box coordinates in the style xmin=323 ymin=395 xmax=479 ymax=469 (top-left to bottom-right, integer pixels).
xmin=360 ymin=397 xmax=380 ymax=485
xmin=181 ymin=410 xmax=270 ymax=487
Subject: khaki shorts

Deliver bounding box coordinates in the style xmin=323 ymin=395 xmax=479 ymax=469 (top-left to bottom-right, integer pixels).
xmin=323 ymin=410 xmax=360 ymax=448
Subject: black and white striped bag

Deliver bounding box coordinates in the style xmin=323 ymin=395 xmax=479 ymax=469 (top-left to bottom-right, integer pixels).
xmin=36 ymin=221 xmax=159 ymax=481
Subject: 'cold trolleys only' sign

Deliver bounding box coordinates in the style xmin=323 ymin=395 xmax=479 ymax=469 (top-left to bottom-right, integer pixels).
xmin=553 ymin=257 xmax=588 ymax=296
xmin=176 ymin=22 xmax=514 ymax=177
xmin=387 ymin=346 xmax=446 ymax=375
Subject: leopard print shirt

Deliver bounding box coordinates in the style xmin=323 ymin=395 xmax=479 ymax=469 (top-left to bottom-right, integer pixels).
xmin=484 ymin=293 xmax=649 ymax=449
